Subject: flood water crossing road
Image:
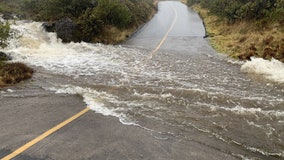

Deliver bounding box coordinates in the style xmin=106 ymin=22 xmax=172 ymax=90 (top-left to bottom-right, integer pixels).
xmin=1 ymin=1 xmax=284 ymax=159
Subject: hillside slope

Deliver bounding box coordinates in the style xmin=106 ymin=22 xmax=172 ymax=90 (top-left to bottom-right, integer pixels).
xmin=186 ymin=0 xmax=284 ymax=63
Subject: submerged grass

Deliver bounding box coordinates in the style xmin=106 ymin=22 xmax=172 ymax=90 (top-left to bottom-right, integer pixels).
xmin=0 ymin=62 xmax=34 ymax=85
xmin=192 ymin=4 xmax=284 ymax=62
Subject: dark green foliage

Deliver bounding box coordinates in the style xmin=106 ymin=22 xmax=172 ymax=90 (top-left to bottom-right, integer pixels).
xmin=126 ymin=0 xmax=155 ymax=24
xmin=21 ymin=0 xmax=154 ymax=42
xmin=22 ymin=0 xmax=150 ymax=27
xmin=22 ymin=1 xmax=39 ymax=19
xmin=187 ymin=0 xmax=284 ymax=23
xmin=23 ymin=0 xmax=95 ymax=21
xmin=1 ymin=0 xmax=154 ymax=43
xmin=94 ymin=0 xmax=133 ymax=28
xmin=269 ymin=0 xmax=284 ymax=22
xmin=210 ymin=0 xmax=243 ymax=23
xmin=76 ymin=8 xmax=103 ymax=42
xmin=0 ymin=22 xmax=10 ymax=48
xmin=187 ymin=0 xmax=200 ymax=6
xmin=0 ymin=0 xmax=23 ymax=15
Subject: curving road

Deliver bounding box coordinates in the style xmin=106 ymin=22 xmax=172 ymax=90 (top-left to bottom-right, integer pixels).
xmin=1 ymin=1 xmax=283 ymax=160
xmin=124 ymin=1 xmax=205 ymax=50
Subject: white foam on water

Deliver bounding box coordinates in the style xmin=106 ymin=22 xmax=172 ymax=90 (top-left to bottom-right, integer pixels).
xmin=226 ymin=105 xmax=284 ymax=118
xmin=6 ymin=89 xmax=14 ymax=93
xmin=227 ymin=59 xmax=244 ymax=65
xmin=2 ymin=20 xmax=284 ymax=159
xmin=2 ymin=21 xmax=179 ymax=126
xmin=4 ymin=21 xmax=138 ymax=78
xmin=241 ymin=58 xmax=284 ymax=83
xmin=197 ymin=102 xmax=284 ymax=118
xmin=245 ymin=146 xmax=284 ymax=158
xmin=47 ymin=84 xmax=137 ymax=125
xmin=4 ymin=21 xmax=183 ymax=86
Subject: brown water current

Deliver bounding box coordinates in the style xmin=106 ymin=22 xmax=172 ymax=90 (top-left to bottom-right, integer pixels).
xmin=1 ymin=1 xmax=284 ymax=159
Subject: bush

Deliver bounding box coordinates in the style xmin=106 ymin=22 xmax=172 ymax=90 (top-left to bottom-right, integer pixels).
xmin=126 ymin=0 xmax=155 ymax=24
xmin=187 ymin=0 xmax=200 ymax=6
xmin=217 ymin=0 xmax=242 ymax=23
xmin=188 ymin=0 xmax=282 ymax=23
xmin=76 ymin=8 xmax=103 ymax=42
xmin=269 ymin=0 xmax=284 ymax=22
xmin=0 ymin=21 xmax=10 ymax=48
xmin=94 ymin=0 xmax=133 ymax=28
xmin=22 ymin=0 xmax=154 ymax=43
xmin=0 ymin=62 xmax=34 ymax=84
xmin=24 ymin=0 xmax=95 ymax=21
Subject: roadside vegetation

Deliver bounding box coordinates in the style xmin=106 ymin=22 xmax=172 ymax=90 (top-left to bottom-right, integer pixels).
xmin=0 ymin=0 xmax=23 ymax=16
xmin=0 ymin=22 xmax=34 ymax=87
xmin=0 ymin=62 xmax=34 ymax=86
xmin=22 ymin=0 xmax=156 ymax=43
xmin=1 ymin=0 xmax=156 ymax=43
xmin=186 ymin=0 xmax=284 ymax=62
xmin=0 ymin=0 xmax=156 ymax=86
xmin=0 ymin=21 xmax=10 ymax=48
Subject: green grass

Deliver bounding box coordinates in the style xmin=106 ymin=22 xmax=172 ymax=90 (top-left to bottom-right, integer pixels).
xmin=192 ymin=4 xmax=284 ymax=62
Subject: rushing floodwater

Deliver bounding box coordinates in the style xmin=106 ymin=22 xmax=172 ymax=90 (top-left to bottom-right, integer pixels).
xmin=2 ymin=1 xmax=284 ymax=159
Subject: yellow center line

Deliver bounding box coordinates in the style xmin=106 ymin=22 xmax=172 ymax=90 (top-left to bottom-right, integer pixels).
xmin=1 ymin=107 xmax=90 ymax=160
xmin=2 ymin=4 xmax=178 ymax=160
xmin=148 ymin=5 xmax=178 ymax=59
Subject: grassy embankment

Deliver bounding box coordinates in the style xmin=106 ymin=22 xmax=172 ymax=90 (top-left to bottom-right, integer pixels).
xmin=191 ymin=4 xmax=284 ymax=62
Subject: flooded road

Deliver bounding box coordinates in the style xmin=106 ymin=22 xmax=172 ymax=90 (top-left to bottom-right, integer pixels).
xmin=1 ymin=1 xmax=284 ymax=159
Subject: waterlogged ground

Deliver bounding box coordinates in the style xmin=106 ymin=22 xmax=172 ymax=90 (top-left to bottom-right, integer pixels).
xmin=2 ymin=1 xmax=284 ymax=159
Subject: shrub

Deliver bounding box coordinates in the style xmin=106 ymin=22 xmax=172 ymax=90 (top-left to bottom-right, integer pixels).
xmin=190 ymin=0 xmax=282 ymax=23
xmin=187 ymin=0 xmax=200 ymax=6
xmin=76 ymin=8 xmax=103 ymax=42
xmin=0 ymin=62 xmax=34 ymax=84
xmin=94 ymin=0 xmax=133 ymax=28
xmin=0 ymin=21 xmax=10 ymax=48
xmin=126 ymin=0 xmax=155 ymax=24
xmin=22 ymin=0 xmax=153 ymax=43
xmin=269 ymin=0 xmax=284 ymax=22
xmin=24 ymin=0 xmax=95 ymax=21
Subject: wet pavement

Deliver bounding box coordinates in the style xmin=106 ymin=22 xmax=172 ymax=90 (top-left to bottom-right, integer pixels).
xmin=1 ymin=1 xmax=283 ymax=160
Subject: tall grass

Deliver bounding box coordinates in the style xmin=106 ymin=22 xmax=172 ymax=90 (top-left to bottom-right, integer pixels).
xmin=192 ymin=4 xmax=284 ymax=62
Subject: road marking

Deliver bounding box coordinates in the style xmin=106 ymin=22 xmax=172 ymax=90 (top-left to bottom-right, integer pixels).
xmin=148 ymin=5 xmax=178 ymax=59
xmin=2 ymin=4 xmax=177 ymax=160
xmin=1 ymin=107 xmax=90 ymax=160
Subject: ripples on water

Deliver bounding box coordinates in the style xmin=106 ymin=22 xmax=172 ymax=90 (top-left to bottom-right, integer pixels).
xmin=2 ymin=21 xmax=284 ymax=159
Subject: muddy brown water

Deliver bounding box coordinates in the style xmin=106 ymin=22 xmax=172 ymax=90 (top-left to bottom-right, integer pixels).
xmin=1 ymin=1 xmax=283 ymax=159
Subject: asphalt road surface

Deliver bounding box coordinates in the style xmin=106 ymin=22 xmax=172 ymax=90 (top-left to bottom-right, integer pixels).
xmin=1 ymin=1 xmax=283 ymax=160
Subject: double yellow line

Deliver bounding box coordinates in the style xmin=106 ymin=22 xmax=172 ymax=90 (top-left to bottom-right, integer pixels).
xmin=2 ymin=4 xmax=178 ymax=160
